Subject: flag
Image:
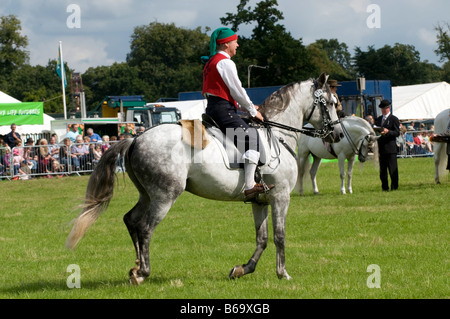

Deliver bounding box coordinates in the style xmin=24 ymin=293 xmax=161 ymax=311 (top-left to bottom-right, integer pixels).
xmin=57 ymin=45 xmax=67 ymax=88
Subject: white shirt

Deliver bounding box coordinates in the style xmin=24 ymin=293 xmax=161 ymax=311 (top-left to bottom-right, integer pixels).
xmin=215 ymin=51 xmax=257 ymax=117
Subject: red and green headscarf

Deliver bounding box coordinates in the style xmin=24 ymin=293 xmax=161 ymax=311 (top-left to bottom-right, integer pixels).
xmin=201 ymin=27 xmax=238 ymax=63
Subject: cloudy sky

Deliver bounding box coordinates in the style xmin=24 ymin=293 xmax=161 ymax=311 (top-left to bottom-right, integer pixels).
xmin=1 ymin=0 xmax=449 ymax=73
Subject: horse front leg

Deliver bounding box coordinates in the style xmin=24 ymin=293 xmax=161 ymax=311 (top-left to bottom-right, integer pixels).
xmin=346 ymin=156 xmax=356 ymax=194
xmin=229 ymin=203 xmax=269 ymax=279
xmin=310 ymin=156 xmax=321 ymax=195
xmin=338 ymin=156 xmax=346 ymax=194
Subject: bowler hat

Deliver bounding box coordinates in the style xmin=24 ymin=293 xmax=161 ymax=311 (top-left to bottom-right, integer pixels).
xmin=327 ymin=79 xmax=341 ymax=87
xmin=379 ymin=100 xmax=391 ymax=109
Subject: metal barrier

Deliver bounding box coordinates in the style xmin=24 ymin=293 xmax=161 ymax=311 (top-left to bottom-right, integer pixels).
xmin=0 ymin=140 xmax=121 ymax=181
xmin=0 ymin=130 xmax=436 ymax=180
xmin=397 ymin=130 xmax=434 ymax=158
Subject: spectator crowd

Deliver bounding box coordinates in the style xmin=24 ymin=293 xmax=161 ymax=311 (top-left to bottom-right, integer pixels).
xmin=1 ymin=123 xmax=139 ymax=180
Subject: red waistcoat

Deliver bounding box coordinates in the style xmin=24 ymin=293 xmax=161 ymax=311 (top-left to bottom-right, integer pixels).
xmin=202 ymin=53 xmax=236 ymax=106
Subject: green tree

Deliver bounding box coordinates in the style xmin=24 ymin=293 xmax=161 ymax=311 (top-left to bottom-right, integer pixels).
xmin=434 ymin=22 xmax=450 ymax=62
xmin=434 ymin=22 xmax=450 ymax=82
xmin=126 ymin=22 xmax=209 ymax=100
xmin=220 ymin=0 xmax=316 ymax=87
xmin=0 ymin=15 xmax=29 ymax=89
xmin=82 ymin=62 xmax=146 ymax=110
xmin=353 ymin=43 xmax=441 ymax=85
xmin=306 ymin=43 xmax=352 ymax=81
xmin=314 ymin=39 xmax=354 ymax=72
xmin=8 ymin=61 xmax=69 ymax=113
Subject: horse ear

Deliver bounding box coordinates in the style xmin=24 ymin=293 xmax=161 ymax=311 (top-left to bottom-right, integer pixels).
xmin=370 ymin=135 xmax=381 ymax=142
xmin=317 ymin=72 xmax=329 ymax=88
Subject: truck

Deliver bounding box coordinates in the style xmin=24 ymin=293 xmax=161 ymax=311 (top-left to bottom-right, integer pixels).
xmin=50 ymin=95 xmax=183 ymax=141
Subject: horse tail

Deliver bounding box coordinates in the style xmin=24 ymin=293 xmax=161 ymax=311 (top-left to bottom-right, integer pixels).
xmin=66 ymin=138 xmax=134 ymax=250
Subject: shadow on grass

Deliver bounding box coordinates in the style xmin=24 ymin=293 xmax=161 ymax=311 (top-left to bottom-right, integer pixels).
xmin=0 ymin=274 xmax=195 ymax=298
xmin=0 ymin=279 xmax=127 ymax=296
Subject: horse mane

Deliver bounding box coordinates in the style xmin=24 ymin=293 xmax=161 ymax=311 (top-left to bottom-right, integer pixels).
xmin=259 ymin=79 xmax=315 ymax=119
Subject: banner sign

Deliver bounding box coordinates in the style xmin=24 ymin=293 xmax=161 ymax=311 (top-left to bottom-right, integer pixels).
xmin=0 ymin=102 xmax=44 ymax=125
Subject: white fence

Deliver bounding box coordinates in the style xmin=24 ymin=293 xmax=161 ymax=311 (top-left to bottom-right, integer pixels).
xmin=0 ymin=140 xmax=122 ymax=181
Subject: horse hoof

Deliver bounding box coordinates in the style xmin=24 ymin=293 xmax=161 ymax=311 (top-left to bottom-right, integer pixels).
xmin=277 ymin=272 xmax=292 ymax=280
xmin=129 ymin=267 xmax=145 ymax=285
xmin=229 ymin=265 xmax=245 ymax=279
xmin=129 ymin=275 xmax=145 ymax=285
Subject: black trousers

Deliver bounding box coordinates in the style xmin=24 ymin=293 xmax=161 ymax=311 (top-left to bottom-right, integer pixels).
xmin=379 ymin=153 xmax=398 ymax=190
xmin=205 ymin=96 xmax=259 ymax=156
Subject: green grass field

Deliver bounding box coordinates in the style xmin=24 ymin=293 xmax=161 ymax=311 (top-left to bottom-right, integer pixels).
xmin=0 ymin=157 xmax=448 ymax=299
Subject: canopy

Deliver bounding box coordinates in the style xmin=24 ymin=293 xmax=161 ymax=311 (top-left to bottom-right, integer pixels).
xmin=392 ymin=82 xmax=450 ymax=120
xmin=0 ymin=90 xmax=54 ymax=135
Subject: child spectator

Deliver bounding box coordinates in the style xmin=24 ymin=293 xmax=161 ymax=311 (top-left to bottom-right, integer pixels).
xmin=12 ymin=148 xmax=25 ymax=176
xmin=101 ymin=135 xmax=110 ymax=154
xmin=91 ymin=143 xmax=102 ymax=166
xmin=51 ymin=160 xmax=65 ymax=177
xmin=71 ymin=136 xmax=90 ymax=170
xmin=3 ymin=146 xmax=11 ymax=175
xmin=38 ymin=139 xmax=53 ymax=174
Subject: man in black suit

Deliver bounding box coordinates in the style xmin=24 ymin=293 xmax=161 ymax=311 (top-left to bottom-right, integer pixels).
xmin=375 ymin=100 xmax=400 ymax=191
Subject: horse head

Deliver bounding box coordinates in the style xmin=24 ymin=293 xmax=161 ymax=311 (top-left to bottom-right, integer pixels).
xmin=358 ymin=134 xmax=379 ymax=162
xmin=306 ymin=73 xmax=343 ymax=144
xmin=346 ymin=117 xmax=379 ymax=163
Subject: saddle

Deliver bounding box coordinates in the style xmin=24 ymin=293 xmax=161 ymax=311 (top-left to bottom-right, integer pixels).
xmin=179 ymin=115 xmax=280 ymax=171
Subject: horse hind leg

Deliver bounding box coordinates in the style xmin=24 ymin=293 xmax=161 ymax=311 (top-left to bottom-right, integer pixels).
xmin=125 ymin=195 xmax=181 ymax=285
xmin=229 ymin=203 xmax=269 ymax=279
xmin=123 ymin=202 xmax=144 ymax=284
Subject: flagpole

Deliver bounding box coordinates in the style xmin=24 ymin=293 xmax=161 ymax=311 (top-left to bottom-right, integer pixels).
xmin=59 ymin=41 xmax=67 ymax=120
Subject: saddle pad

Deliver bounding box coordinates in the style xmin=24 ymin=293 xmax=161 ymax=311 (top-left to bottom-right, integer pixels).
xmin=179 ymin=119 xmax=210 ymax=149
xmin=205 ymin=125 xmax=279 ymax=170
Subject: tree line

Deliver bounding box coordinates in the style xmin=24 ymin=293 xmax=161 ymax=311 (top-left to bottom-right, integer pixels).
xmin=0 ymin=0 xmax=449 ymax=114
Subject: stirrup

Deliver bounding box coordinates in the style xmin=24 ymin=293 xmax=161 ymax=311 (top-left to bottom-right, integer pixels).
xmin=255 ymin=167 xmax=272 ymax=193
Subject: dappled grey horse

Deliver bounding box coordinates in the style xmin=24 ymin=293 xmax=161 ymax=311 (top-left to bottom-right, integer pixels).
xmin=297 ymin=116 xmax=378 ymax=195
xmin=66 ymin=73 xmax=343 ymax=285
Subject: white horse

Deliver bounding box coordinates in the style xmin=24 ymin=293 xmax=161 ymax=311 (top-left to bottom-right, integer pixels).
xmin=66 ymin=73 xmax=343 ymax=285
xmin=297 ymin=116 xmax=378 ymax=195
xmin=433 ymin=108 xmax=449 ymax=184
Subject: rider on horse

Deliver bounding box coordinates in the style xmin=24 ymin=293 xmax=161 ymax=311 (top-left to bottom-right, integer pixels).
xmin=201 ymin=27 xmax=274 ymax=201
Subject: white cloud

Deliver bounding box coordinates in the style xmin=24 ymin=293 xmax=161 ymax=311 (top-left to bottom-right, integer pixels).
xmin=29 ymin=35 xmax=115 ymax=72
xmin=348 ymin=0 xmax=372 ymax=14
xmin=3 ymin=0 xmax=450 ymax=72
xmin=418 ymin=28 xmax=437 ymax=46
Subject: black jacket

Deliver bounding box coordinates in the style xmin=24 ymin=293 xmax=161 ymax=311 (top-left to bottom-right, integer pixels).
xmin=375 ymin=113 xmax=400 ymax=154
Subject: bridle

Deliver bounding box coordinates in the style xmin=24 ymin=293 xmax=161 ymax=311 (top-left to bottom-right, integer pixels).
xmin=261 ymin=85 xmax=340 ymax=139
xmin=340 ymin=123 xmax=373 ymax=162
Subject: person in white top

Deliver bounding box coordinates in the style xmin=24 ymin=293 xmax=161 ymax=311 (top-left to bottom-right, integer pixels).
xmin=202 ymin=27 xmax=273 ymax=201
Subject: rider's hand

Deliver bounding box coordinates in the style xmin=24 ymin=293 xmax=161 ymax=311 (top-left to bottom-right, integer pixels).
xmin=254 ymin=111 xmax=264 ymax=122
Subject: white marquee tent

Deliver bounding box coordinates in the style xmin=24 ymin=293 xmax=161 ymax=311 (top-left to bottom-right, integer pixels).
xmin=0 ymin=90 xmax=55 ymax=135
xmin=392 ymin=82 xmax=450 ymax=120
